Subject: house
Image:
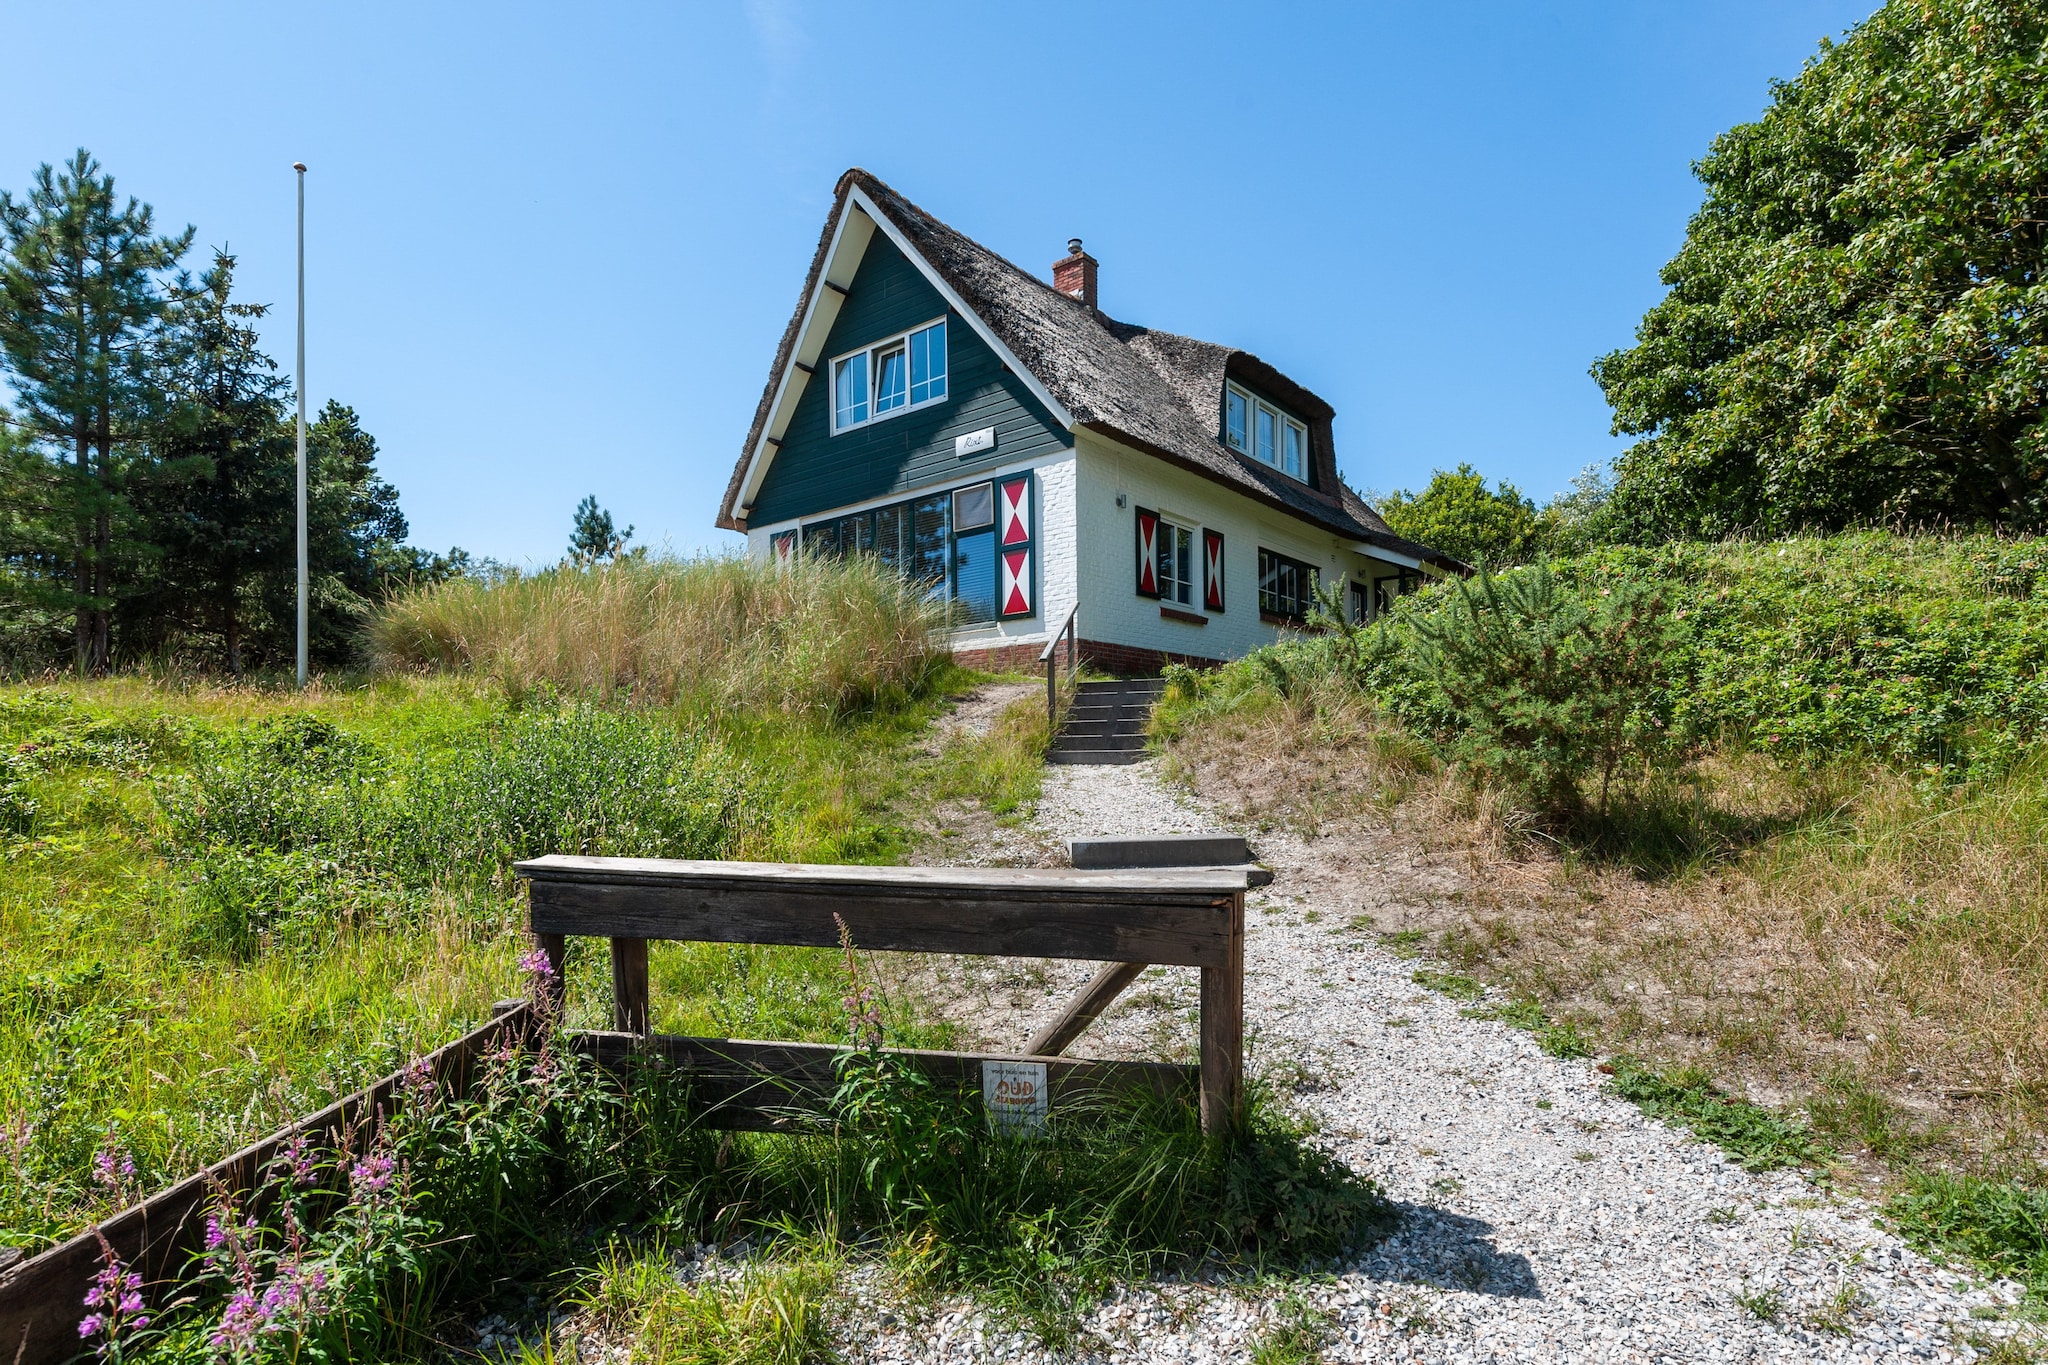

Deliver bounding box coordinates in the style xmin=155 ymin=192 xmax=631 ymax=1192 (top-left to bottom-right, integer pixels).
xmin=717 ymin=170 xmax=1461 ymax=673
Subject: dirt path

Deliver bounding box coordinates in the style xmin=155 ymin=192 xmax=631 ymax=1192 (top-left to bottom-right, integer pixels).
xmin=854 ymin=760 xmax=2031 ymax=1365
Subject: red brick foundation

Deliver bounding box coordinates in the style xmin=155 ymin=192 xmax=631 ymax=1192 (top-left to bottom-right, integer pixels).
xmin=951 ymin=637 xmax=1225 ymax=677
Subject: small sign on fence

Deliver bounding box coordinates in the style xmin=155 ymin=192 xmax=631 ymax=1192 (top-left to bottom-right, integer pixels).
xmin=982 ymin=1060 xmax=1048 ymax=1134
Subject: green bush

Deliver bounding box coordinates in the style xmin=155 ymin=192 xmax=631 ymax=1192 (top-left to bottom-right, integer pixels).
xmin=1370 ymin=561 xmax=1683 ymax=816
xmin=161 ymin=701 xmax=768 ymax=898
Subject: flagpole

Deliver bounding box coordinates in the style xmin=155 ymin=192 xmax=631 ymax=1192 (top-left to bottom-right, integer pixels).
xmin=294 ymin=162 xmax=308 ymax=688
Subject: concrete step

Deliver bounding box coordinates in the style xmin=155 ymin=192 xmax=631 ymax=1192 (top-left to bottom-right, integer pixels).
xmin=1050 ymin=732 xmax=1147 ymax=753
xmin=1045 ymin=748 xmax=1147 ymax=766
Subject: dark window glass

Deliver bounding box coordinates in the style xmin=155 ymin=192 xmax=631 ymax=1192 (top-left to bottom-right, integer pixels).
xmin=806 ymin=520 xmax=839 ymax=559
xmin=1259 ymin=548 xmax=1316 ymax=620
xmin=953 ymin=527 xmax=997 ymax=624
xmin=875 ymin=504 xmax=907 ymax=569
xmin=911 ymin=494 xmax=950 ymax=593
xmin=837 ymin=511 xmax=874 ymax=555
xmin=953 ymin=482 xmax=994 ymax=531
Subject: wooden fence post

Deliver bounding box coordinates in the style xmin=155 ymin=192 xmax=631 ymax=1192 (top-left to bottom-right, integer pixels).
xmin=1198 ymin=891 xmax=1245 ymax=1135
xmin=610 ymin=936 xmax=650 ymax=1034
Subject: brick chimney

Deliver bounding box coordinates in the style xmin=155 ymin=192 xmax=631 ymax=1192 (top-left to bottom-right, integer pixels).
xmin=1052 ymin=237 xmax=1097 ymax=309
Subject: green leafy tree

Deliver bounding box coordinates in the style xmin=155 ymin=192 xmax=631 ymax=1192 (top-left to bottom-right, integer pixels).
xmin=567 ymin=495 xmax=632 ymax=565
xmin=0 ymin=149 xmax=192 ymax=671
xmin=1377 ymin=464 xmax=1540 ymax=567
xmin=1593 ymin=0 xmax=2048 ymax=539
xmin=128 ymin=250 xmax=292 ymax=674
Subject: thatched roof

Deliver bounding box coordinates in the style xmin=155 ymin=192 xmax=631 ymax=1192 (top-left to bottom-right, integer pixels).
xmin=719 ymin=170 xmax=1459 ymax=573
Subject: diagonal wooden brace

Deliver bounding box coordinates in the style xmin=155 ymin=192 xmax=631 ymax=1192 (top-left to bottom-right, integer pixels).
xmin=1025 ymin=960 xmax=1148 ymax=1057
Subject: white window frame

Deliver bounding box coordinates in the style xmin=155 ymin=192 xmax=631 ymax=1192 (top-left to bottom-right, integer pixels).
xmin=1225 ymin=381 xmax=1309 ymax=482
xmin=829 ymin=316 xmax=949 ymax=435
xmin=1156 ymin=516 xmax=1198 ymax=608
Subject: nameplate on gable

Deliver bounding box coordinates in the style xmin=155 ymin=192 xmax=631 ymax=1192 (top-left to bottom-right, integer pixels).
xmin=956 ymin=427 xmax=996 ymax=458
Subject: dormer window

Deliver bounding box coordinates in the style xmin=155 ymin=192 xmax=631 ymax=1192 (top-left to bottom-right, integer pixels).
xmin=831 ymin=318 xmax=948 ymax=434
xmin=1224 ymin=382 xmax=1307 ymax=481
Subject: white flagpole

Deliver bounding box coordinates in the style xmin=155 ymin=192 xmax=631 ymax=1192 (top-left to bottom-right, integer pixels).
xmin=294 ymin=162 xmax=308 ymax=688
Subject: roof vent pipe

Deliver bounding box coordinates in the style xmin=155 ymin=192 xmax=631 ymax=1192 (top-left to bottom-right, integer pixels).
xmin=1053 ymin=239 xmax=1098 ymax=310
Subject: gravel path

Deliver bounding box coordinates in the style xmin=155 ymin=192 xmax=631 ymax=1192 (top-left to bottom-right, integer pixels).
xmin=849 ymin=760 xmax=2034 ymax=1365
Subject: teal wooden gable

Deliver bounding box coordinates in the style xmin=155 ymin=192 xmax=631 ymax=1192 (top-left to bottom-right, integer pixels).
xmin=748 ymin=235 xmax=1069 ymax=526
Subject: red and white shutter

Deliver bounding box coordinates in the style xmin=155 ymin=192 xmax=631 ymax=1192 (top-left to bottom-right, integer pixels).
xmin=999 ymin=476 xmax=1031 ymax=546
xmin=996 ymin=474 xmax=1034 ymax=618
xmin=770 ymin=530 xmax=797 ymax=569
xmin=1000 ymin=548 xmax=1033 ymax=617
xmin=1134 ymin=508 xmax=1160 ymax=598
xmin=1203 ymin=529 xmax=1225 ymax=612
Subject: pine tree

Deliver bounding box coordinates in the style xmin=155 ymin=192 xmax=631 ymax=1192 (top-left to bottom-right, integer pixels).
xmin=133 ymin=249 xmax=292 ymax=674
xmin=568 ymin=495 xmax=632 ymax=565
xmin=0 ymin=150 xmax=191 ymax=671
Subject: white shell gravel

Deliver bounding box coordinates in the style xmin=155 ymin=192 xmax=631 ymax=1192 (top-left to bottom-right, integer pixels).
xmin=831 ymin=759 xmax=2037 ymax=1363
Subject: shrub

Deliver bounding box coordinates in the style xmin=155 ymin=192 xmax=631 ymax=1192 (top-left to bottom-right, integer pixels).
xmin=161 ymin=700 xmax=769 ymax=899
xmin=369 ymin=553 xmax=948 ymax=716
xmin=1374 ymin=561 xmax=1683 ymax=817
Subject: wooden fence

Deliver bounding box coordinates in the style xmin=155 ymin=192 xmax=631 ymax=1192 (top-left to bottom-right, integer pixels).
xmin=517 ymin=855 xmax=1249 ymax=1133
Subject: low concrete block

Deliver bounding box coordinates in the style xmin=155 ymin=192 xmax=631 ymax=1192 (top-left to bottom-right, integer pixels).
xmin=1068 ymin=833 xmax=1250 ymax=869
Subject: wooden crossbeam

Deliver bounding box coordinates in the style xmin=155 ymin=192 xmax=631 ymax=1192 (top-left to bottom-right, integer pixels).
xmin=517 ymin=856 xmax=1247 ymax=968
xmin=569 ymin=1031 xmax=1194 ymax=1130
xmin=1025 ymin=961 xmax=1148 ymax=1057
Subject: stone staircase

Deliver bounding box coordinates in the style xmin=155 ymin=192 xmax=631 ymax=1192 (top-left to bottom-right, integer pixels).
xmin=1047 ymin=677 xmax=1165 ymax=766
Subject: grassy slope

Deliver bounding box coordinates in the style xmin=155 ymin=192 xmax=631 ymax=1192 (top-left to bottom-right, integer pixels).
xmin=1153 ymin=532 xmax=2048 ymax=1293
xmin=0 ymin=669 xmax=1014 ymax=1253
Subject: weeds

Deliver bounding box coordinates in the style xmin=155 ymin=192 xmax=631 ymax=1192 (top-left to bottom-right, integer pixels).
xmin=1887 ymin=1171 xmax=2048 ymax=1299
xmin=1735 ymin=1282 xmax=1784 ymax=1323
xmin=1606 ymin=1058 xmax=1826 ymax=1172
xmin=1248 ymin=1290 xmax=1337 ymax=1365
xmin=1411 ymin=970 xmax=1483 ymax=1001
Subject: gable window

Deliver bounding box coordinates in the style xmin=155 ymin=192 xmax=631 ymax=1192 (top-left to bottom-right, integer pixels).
xmin=830 ymin=318 xmax=947 ymax=434
xmin=1225 ymin=382 xmax=1308 ymax=481
xmin=1258 ymin=547 xmax=1317 ymax=622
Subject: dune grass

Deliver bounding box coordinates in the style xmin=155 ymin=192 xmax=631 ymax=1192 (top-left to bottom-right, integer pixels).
xmin=369 ymin=553 xmax=949 ymax=717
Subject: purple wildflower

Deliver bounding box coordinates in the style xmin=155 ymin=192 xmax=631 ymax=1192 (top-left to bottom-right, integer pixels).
xmin=209 ymin=1289 xmax=262 ymax=1353
xmin=78 ymin=1235 xmax=148 ymax=1358
xmin=518 ymin=947 xmax=555 ymax=982
xmin=90 ymin=1139 xmax=135 ymax=1195
xmin=275 ymin=1132 xmax=316 ymax=1185
xmin=349 ymin=1151 xmax=395 ymax=1198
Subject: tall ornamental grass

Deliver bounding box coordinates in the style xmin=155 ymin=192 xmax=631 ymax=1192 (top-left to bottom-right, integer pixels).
xmin=368 ymin=554 xmax=949 ymax=715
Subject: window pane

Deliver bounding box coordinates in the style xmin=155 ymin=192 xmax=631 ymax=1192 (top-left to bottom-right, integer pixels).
xmin=1284 ymin=421 xmax=1306 ymax=479
xmin=833 ymin=355 xmax=867 ymax=428
xmin=1256 ymin=406 xmax=1278 ymax=466
xmin=1176 ymin=528 xmax=1193 ymax=605
xmin=952 ymin=528 xmax=997 ymax=624
xmin=910 ymin=320 xmax=947 ymax=404
xmin=1225 ymin=390 xmax=1249 ymax=451
xmin=876 ymin=504 xmax=906 ymax=569
xmin=873 ymin=344 xmax=907 ymax=415
xmin=838 ymin=511 xmax=874 ymax=555
xmin=911 ymin=494 xmax=950 ymax=593
xmin=953 ymin=481 xmax=994 ymax=530
xmin=806 ymin=520 xmax=838 ymax=559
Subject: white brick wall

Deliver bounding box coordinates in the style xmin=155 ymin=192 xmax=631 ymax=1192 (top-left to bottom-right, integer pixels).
xmin=1073 ymin=428 xmax=1410 ymax=660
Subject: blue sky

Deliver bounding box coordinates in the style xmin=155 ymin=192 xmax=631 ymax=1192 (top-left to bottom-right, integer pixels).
xmin=0 ymin=1 xmax=1877 ymax=565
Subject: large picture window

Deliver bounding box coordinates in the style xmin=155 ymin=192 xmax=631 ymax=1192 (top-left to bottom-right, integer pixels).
xmin=1258 ymin=547 xmax=1317 ymax=621
xmin=830 ymin=318 xmax=947 ymax=434
xmin=798 ymin=473 xmax=1032 ymax=627
xmin=1225 ymin=382 xmax=1308 ymax=482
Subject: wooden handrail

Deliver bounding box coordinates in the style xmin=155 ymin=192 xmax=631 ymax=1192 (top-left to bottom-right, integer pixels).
xmin=1042 ymin=604 xmax=1079 ymax=727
